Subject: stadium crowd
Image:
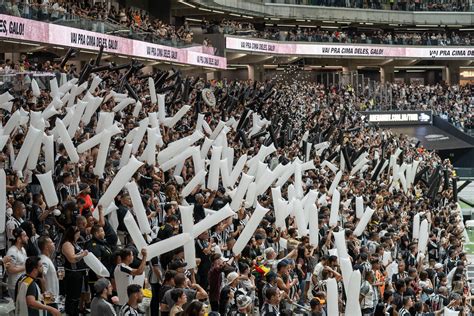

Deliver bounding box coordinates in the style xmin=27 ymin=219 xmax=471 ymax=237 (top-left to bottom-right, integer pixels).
xmin=276 ymin=0 xmax=471 ymax=11
xmin=255 ymin=28 xmax=473 ymax=46
xmin=357 ymin=82 xmax=474 ymax=132
xmin=0 ymin=0 xmax=194 ymax=45
xmin=0 ymin=54 xmax=469 ymax=316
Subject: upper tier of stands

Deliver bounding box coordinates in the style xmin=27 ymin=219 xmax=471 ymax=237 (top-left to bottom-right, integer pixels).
xmin=0 ymin=1 xmax=194 ymax=48
xmin=266 ymin=0 xmax=472 ymax=11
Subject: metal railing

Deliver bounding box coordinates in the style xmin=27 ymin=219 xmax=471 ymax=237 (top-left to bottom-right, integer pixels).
xmin=0 ymin=3 xmax=201 ymax=49
xmin=264 ymin=0 xmax=473 ymax=12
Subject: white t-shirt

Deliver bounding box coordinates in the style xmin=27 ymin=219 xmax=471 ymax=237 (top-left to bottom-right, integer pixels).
xmin=114 ymin=263 xmax=133 ymax=305
xmin=6 ymin=245 xmax=27 ymax=292
xmin=40 ymin=254 xmax=59 ymax=297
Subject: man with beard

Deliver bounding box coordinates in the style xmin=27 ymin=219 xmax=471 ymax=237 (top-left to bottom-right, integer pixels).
xmin=91 ymin=278 xmax=116 ymax=316
xmin=15 ymin=256 xmax=61 ymax=316
xmin=5 ymin=227 xmax=28 ymax=299
xmin=38 ymin=236 xmax=60 ymax=307
xmin=87 ymin=224 xmax=114 ymax=291
xmin=119 ymin=284 xmax=144 ymax=316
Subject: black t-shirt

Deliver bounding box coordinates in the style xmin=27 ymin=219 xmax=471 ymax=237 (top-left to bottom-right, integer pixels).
xmin=219 ymin=285 xmax=234 ymax=315
xmin=193 ymin=204 xmax=205 ymax=223
xmin=195 ymin=239 xmax=211 ymax=272
xmin=103 ymin=219 xmax=118 ymax=248
xmin=86 ymin=237 xmax=114 ymax=280
xmin=117 ymin=206 xmax=128 ymax=232
xmin=158 ymin=284 xmax=173 ymax=316
xmin=29 ymin=204 xmax=44 ymax=234
xmin=157 ymin=224 xmax=174 ymax=240
xmin=15 ymin=276 xmax=41 ymax=316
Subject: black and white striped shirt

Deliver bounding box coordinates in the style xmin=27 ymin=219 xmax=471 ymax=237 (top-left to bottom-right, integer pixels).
xmin=261 ymin=302 xmax=280 ymax=316
xmin=398 ymin=307 xmax=411 ymax=316
xmin=119 ymin=303 xmax=143 ymax=316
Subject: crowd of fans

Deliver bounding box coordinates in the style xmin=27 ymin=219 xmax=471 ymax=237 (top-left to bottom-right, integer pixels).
xmin=256 ymin=28 xmax=473 ymax=46
xmin=274 ymin=0 xmax=471 ymax=11
xmin=372 ymin=83 xmax=474 ymax=132
xmin=0 ymin=49 xmax=470 ymax=316
xmin=0 ymin=0 xmax=194 ymax=45
xmin=199 ymin=17 xmax=474 ymax=47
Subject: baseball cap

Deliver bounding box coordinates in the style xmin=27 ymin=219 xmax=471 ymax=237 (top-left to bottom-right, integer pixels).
xmin=236 ymin=295 xmax=252 ymax=310
xmin=94 ymin=278 xmax=110 ymax=294
xmin=225 ymin=272 xmax=239 ymax=286
xmin=168 ymin=260 xmax=187 ymax=270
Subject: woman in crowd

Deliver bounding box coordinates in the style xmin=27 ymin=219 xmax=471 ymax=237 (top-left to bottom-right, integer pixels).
xmin=61 ymin=226 xmax=89 ymax=315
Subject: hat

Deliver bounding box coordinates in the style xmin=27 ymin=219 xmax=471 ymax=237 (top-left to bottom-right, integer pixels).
xmin=168 ymin=260 xmax=187 ymax=270
xmin=434 ymin=263 xmax=443 ymax=269
xmin=236 ymin=295 xmax=252 ymax=310
xmin=225 ymin=272 xmax=239 ymax=286
xmin=94 ymin=278 xmax=110 ymax=294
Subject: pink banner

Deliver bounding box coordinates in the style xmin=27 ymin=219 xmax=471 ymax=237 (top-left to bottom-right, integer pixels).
xmin=132 ymin=41 xmax=184 ymax=63
xmin=226 ymin=36 xmax=295 ymax=55
xmin=48 ymin=24 xmax=133 ymax=55
xmin=187 ymin=51 xmax=227 ymax=69
xmin=0 ymin=14 xmax=48 ymax=42
xmin=0 ymin=15 xmax=226 ymax=69
xmin=226 ymin=36 xmax=474 ymax=60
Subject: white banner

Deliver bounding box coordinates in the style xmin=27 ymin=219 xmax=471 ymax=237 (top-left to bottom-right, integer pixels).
xmin=226 ymin=36 xmax=474 ymax=59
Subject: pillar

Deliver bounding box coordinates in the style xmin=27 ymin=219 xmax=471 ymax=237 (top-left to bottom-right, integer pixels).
xmin=248 ymin=65 xmax=264 ymax=82
xmin=342 ymin=65 xmax=357 ymax=87
xmin=443 ymin=65 xmax=460 ymax=85
xmin=380 ymin=66 xmax=394 ymax=84
xmin=247 ymin=65 xmax=255 ymax=82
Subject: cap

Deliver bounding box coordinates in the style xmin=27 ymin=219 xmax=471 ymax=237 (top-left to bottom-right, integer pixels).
xmin=236 ymin=295 xmax=252 ymax=310
xmin=434 ymin=263 xmax=443 ymax=269
xmin=225 ymin=272 xmax=239 ymax=286
xmin=94 ymin=278 xmax=110 ymax=294
xmin=168 ymin=260 xmax=187 ymax=270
